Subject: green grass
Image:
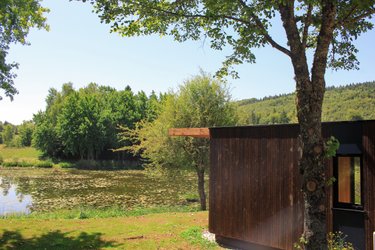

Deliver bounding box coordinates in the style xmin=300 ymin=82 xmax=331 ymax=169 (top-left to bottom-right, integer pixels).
xmin=0 ymin=145 xmax=50 ymax=168
xmin=0 ymin=145 xmax=41 ymax=161
xmin=181 ymin=226 xmax=217 ymax=249
xmin=0 ymin=211 xmax=221 ymax=249
xmin=1 ymin=206 xmax=200 ymax=220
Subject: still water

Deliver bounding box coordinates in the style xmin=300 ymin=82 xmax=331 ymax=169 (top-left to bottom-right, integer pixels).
xmin=0 ymin=168 xmax=198 ymax=215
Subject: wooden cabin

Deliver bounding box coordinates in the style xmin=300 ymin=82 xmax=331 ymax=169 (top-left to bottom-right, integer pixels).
xmin=209 ymin=120 xmax=374 ymax=250
xmin=171 ymin=120 xmax=375 ymax=249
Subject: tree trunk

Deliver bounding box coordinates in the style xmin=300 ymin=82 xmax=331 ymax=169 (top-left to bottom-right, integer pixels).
xmin=278 ymin=1 xmax=336 ymax=248
xmin=196 ymin=167 xmax=206 ymax=211
xmin=296 ymin=80 xmax=326 ymax=249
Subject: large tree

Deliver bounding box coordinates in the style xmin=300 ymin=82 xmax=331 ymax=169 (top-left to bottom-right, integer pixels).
xmin=0 ymin=0 xmax=49 ymax=100
xmin=83 ymin=0 xmax=375 ymax=248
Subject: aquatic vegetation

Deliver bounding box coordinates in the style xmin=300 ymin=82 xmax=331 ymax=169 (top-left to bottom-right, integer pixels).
xmin=0 ymin=168 xmax=203 ymax=214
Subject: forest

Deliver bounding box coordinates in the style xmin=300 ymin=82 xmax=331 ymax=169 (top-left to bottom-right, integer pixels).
xmin=1 ymin=82 xmax=163 ymax=161
xmin=237 ymin=81 xmax=375 ymax=125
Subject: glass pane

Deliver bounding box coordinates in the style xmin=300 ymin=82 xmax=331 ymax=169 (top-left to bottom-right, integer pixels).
xmin=338 ymin=157 xmax=351 ymax=203
xmin=353 ymin=157 xmax=361 ymax=205
xmin=337 ymin=156 xmax=362 ymax=205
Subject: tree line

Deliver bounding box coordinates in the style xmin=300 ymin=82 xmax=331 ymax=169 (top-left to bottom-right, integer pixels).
xmin=31 ymin=82 xmax=162 ymax=160
xmin=0 ymin=121 xmax=34 ymax=147
xmin=2 ymin=80 xmax=373 ymax=153
xmin=237 ymin=81 xmax=375 ymax=125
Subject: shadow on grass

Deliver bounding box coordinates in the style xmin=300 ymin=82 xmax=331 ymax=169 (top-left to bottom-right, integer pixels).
xmin=0 ymin=230 xmax=117 ymax=249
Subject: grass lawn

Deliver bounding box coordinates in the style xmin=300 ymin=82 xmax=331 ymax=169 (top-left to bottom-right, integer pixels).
xmin=0 ymin=145 xmax=41 ymax=161
xmin=0 ymin=211 xmax=220 ymax=249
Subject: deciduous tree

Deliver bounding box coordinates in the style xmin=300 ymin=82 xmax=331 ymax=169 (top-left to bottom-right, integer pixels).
xmin=2 ymin=123 xmax=14 ymax=146
xmin=83 ymin=0 xmax=375 ymax=247
xmin=121 ymin=73 xmax=238 ymax=210
xmin=0 ymin=0 xmax=48 ymax=100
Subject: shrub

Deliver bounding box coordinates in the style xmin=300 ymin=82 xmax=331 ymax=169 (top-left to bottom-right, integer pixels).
xmin=2 ymin=161 xmax=19 ymax=167
xmin=294 ymin=232 xmax=354 ymax=250
xmin=35 ymin=160 xmax=53 ymax=168
xmin=327 ymin=231 xmax=354 ymax=250
xmin=18 ymin=160 xmax=34 ymax=167
xmin=58 ymin=162 xmax=74 ymax=168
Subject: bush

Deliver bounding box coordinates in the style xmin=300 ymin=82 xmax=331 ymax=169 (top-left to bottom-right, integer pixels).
xmin=35 ymin=160 xmax=53 ymax=168
xmin=18 ymin=160 xmax=34 ymax=167
xmin=58 ymin=162 xmax=74 ymax=168
xmin=327 ymin=231 xmax=354 ymax=250
xmin=2 ymin=161 xmax=19 ymax=167
xmin=0 ymin=155 xmax=3 ymax=165
xmin=294 ymin=232 xmax=354 ymax=250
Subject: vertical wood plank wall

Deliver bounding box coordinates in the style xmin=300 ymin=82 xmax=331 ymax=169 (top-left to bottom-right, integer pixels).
xmin=209 ymin=124 xmax=303 ymax=250
xmin=363 ymin=121 xmax=375 ymax=250
xmin=209 ymin=121 xmax=374 ymax=250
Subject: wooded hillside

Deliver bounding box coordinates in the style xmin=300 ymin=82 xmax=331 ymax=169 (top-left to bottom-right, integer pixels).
xmin=237 ymin=81 xmax=375 ymax=125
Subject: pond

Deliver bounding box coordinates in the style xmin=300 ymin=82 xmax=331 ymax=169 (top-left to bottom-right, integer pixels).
xmin=0 ymin=168 xmax=199 ymax=215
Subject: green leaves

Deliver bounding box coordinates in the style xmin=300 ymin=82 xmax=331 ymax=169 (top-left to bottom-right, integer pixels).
xmin=324 ymin=136 xmax=340 ymax=158
xmin=33 ymin=83 xmax=160 ymax=160
xmin=123 ymin=72 xmax=238 ymax=171
xmin=83 ymin=0 xmax=375 ymax=77
xmin=0 ymin=0 xmax=49 ymax=100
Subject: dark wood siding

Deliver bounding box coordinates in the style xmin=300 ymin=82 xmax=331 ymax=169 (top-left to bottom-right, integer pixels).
xmin=363 ymin=121 xmax=375 ymax=250
xmin=209 ymin=121 xmax=375 ymax=250
xmin=209 ymin=125 xmax=303 ymax=249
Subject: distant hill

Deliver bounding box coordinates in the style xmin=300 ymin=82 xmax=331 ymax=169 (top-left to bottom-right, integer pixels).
xmin=237 ymin=81 xmax=375 ymax=125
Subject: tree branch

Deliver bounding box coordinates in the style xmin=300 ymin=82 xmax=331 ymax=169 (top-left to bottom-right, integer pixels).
xmin=236 ymin=0 xmax=291 ymax=57
xmin=302 ymin=4 xmax=313 ymax=49
xmin=335 ymin=8 xmax=375 ymax=28
xmin=335 ymin=4 xmax=358 ymax=28
xmin=311 ymin=0 xmax=336 ymax=87
xmin=136 ymin=0 xmax=291 ymax=57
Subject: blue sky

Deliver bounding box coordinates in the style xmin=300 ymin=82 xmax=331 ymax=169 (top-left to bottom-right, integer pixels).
xmin=1 ymin=0 xmax=375 ymax=125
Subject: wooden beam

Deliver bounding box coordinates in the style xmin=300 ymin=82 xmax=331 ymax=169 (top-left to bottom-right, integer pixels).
xmin=168 ymin=128 xmax=210 ymax=138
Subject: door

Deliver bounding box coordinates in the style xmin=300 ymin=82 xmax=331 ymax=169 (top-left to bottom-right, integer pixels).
xmin=333 ymin=155 xmax=365 ymax=250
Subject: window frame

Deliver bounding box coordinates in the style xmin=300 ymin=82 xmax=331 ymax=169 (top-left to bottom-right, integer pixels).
xmin=333 ymin=154 xmax=364 ymax=210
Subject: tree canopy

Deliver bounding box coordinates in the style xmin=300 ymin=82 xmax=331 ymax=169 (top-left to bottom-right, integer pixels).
xmin=0 ymin=0 xmax=49 ymax=100
xmin=85 ymin=0 xmax=374 ymax=77
xmin=33 ymin=83 xmax=160 ymax=160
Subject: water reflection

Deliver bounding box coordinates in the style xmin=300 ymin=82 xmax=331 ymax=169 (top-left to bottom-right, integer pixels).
xmin=0 ymin=168 xmax=197 ymax=214
xmin=0 ymin=177 xmax=33 ymax=215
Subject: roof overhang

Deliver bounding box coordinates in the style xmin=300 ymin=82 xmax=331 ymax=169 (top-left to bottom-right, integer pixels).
xmin=168 ymin=128 xmax=210 ymax=138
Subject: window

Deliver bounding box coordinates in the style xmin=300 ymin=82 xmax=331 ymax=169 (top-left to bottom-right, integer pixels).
xmin=334 ymin=156 xmax=362 ymax=209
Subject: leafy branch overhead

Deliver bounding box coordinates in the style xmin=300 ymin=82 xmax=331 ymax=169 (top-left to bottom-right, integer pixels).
xmin=0 ymin=0 xmax=49 ymax=100
xmin=84 ymin=0 xmax=374 ymax=77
